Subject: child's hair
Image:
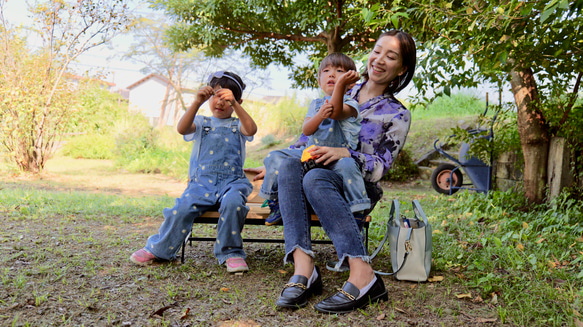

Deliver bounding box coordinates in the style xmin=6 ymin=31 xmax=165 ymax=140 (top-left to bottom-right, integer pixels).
xmin=207 ymin=71 xmax=246 ymax=101
xmin=317 ymin=53 xmax=357 ymax=77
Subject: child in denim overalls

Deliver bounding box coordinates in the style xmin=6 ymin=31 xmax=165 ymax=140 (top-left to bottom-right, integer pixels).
xmin=260 ymin=53 xmax=370 ymax=225
xmin=130 ymin=71 xmax=257 ymax=273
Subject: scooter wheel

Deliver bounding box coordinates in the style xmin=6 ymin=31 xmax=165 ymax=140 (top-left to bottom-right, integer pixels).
xmin=431 ymin=163 xmax=463 ymax=195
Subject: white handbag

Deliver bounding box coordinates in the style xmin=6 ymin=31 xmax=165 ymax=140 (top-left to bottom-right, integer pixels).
xmin=371 ymin=199 xmax=432 ymax=282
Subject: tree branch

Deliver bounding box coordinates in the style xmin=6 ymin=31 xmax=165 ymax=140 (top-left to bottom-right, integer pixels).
xmin=221 ymin=26 xmax=327 ymax=43
xmin=557 ymin=71 xmax=582 ymax=128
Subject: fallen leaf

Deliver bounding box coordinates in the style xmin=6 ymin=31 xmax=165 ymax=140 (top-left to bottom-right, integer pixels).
xmin=576 ymin=237 xmax=583 ymax=242
xmin=150 ymin=302 xmax=177 ymax=317
xmin=376 ymin=312 xmax=386 ymax=320
xmin=410 ymin=284 xmax=416 ymax=289
xmin=574 ymin=309 xmax=582 ymax=317
xmin=222 ymin=298 xmax=232 ymax=304
xmin=472 ymin=295 xmax=484 ymax=303
xmin=220 ymin=287 xmax=230 ymax=292
xmin=522 ymin=222 xmax=529 ymax=229
xmin=395 ymin=307 xmax=408 ymax=314
xmin=456 ymin=293 xmax=472 ymax=299
xmin=575 ymin=318 xmax=583 ymax=327
xmin=428 ymin=276 xmax=444 ymax=282
xmin=432 ymin=229 xmax=442 ymax=234
xmin=278 ymin=270 xmax=287 ymax=274
xmin=476 ymin=317 xmax=497 ymax=323
xmin=517 ymin=243 xmax=524 ymax=251
xmin=180 ymin=308 xmax=190 ymax=320
xmin=536 ymin=238 xmax=545 ymax=244
xmin=490 ymin=292 xmax=498 ymax=305
xmin=548 ymin=260 xmax=557 ymax=268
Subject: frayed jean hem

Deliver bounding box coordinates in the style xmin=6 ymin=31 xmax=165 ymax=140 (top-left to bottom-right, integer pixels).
xmin=283 ymin=245 xmax=315 ymax=265
xmin=336 ymin=254 xmax=371 ymax=271
xmin=258 ymin=190 xmax=278 ymax=201
xmin=349 ymin=200 xmax=371 ymax=213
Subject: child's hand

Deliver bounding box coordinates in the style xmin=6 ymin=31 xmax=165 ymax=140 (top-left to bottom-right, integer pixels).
xmin=337 ymin=70 xmax=360 ymax=89
xmin=215 ymin=88 xmax=236 ymax=106
xmin=317 ymin=101 xmax=333 ymax=119
xmin=195 ymin=86 xmax=214 ymax=103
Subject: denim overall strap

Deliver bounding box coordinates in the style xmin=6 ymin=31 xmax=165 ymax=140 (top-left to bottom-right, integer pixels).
xmin=307 ymin=97 xmax=349 ymax=148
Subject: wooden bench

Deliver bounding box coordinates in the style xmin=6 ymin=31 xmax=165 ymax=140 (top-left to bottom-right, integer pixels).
xmin=181 ymin=171 xmax=370 ymax=263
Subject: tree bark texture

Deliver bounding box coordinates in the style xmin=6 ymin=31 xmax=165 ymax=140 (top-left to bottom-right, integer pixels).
xmin=509 ymin=67 xmax=549 ymax=203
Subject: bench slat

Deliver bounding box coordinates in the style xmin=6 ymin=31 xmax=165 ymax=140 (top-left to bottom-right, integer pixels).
xmin=181 ymin=171 xmax=371 ymax=263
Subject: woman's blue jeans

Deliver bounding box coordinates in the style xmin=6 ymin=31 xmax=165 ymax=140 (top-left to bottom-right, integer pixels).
xmin=278 ymin=157 xmax=370 ymax=270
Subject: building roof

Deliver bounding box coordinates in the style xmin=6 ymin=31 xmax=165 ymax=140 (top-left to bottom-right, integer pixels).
xmin=126 ymin=73 xmax=171 ymax=90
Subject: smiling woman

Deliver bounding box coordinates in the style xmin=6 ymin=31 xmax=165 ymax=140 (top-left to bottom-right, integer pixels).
xmin=239 ymin=30 xmax=419 ymax=314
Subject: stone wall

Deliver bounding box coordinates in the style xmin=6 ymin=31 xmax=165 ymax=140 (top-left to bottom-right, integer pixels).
xmin=494 ymin=151 xmax=523 ymax=191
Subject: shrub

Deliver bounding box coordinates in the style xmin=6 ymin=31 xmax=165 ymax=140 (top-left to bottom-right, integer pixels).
xmin=60 ymin=134 xmax=115 ymax=159
xmin=384 ymin=149 xmax=419 ymax=182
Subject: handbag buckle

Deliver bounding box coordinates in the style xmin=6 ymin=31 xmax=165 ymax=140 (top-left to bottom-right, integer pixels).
xmin=404 ymin=240 xmax=412 ymax=252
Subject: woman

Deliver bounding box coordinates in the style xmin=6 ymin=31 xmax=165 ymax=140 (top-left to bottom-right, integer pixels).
xmin=249 ymin=30 xmax=416 ymax=313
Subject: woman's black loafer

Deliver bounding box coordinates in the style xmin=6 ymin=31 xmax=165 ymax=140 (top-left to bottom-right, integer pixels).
xmin=276 ymin=267 xmax=323 ymax=309
xmin=314 ymin=274 xmax=388 ymax=314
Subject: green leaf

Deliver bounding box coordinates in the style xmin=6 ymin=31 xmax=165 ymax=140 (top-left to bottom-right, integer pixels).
xmin=391 ymin=14 xmax=399 ymax=29
xmin=541 ymin=2 xmax=559 ymax=23
xmin=499 ymin=51 xmax=508 ymax=65
xmin=444 ymin=85 xmax=451 ymax=97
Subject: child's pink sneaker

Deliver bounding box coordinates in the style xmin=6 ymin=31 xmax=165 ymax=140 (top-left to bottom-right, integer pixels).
xmin=130 ymin=248 xmax=156 ymax=266
xmin=225 ymin=257 xmax=249 ymax=273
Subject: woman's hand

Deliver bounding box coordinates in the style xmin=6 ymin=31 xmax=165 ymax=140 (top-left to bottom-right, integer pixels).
xmin=309 ymin=146 xmax=350 ymax=166
xmin=243 ymin=166 xmax=266 ymax=181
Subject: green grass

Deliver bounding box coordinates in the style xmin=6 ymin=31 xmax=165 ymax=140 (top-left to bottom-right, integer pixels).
xmin=1 ymin=183 xmax=582 ymax=325
xmin=411 ymin=93 xmax=487 ymax=120
xmin=0 ymin=186 xmax=172 ymax=220
xmin=369 ymin=190 xmax=583 ymax=326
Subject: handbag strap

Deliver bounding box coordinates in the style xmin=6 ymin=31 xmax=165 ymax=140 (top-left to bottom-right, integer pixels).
xmin=374 ymin=227 xmax=413 ymax=276
xmin=370 ymin=199 xmax=414 ymax=276
xmin=369 ymin=199 xmax=399 ymax=260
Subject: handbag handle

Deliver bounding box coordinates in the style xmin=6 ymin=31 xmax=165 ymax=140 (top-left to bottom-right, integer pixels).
xmin=412 ymin=199 xmax=429 ymax=225
xmin=369 ymin=199 xmax=399 ymax=260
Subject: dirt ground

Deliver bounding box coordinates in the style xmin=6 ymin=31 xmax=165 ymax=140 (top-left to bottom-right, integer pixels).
xmin=0 ymin=157 xmax=505 ymax=326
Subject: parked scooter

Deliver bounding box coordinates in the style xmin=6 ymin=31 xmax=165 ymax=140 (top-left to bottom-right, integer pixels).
xmin=431 ymin=94 xmax=499 ymax=195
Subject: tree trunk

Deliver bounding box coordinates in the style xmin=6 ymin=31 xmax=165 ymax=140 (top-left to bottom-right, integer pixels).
xmin=158 ymin=83 xmax=171 ymax=129
xmin=509 ymin=67 xmax=549 ymax=203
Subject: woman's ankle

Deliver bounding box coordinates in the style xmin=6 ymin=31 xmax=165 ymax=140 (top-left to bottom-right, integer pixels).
xmin=292 ymin=250 xmax=314 ymax=278
xmin=346 ymin=258 xmax=375 ymax=289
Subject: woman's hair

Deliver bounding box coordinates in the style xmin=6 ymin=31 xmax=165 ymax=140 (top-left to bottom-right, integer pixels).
xmin=318 ymin=52 xmax=357 ymax=77
xmin=208 ymin=71 xmax=246 ymax=101
xmin=362 ymin=30 xmax=416 ymax=95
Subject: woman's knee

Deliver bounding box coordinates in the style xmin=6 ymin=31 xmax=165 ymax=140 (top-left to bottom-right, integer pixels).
xmin=303 ymin=169 xmax=341 ymax=193
xmin=334 ymin=157 xmax=358 ymax=171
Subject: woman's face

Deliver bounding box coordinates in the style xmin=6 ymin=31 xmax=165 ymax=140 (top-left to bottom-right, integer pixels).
xmin=366 ymin=35 xmax=407 ymax=87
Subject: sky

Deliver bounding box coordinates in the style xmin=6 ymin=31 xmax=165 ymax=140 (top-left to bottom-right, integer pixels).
xmin=1 ymin=0 xmax=318 ymax=100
